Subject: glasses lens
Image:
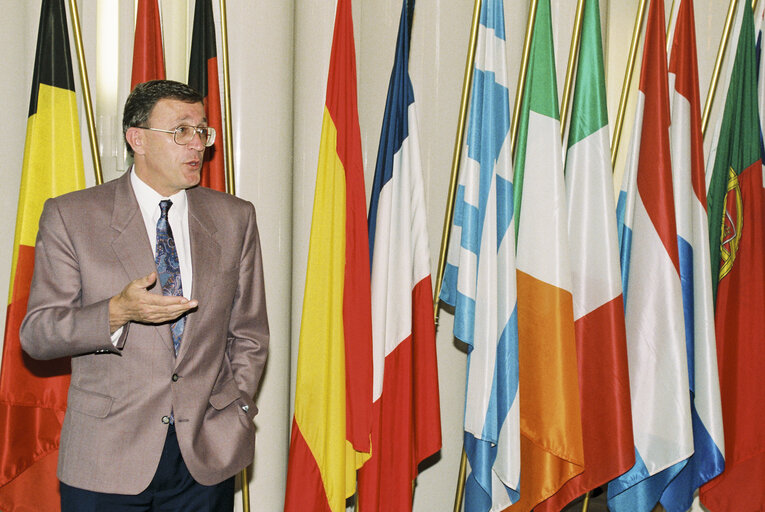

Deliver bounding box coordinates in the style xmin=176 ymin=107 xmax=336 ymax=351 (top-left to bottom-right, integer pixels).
xmin=172 ymin=126 xmax=215 ymax=147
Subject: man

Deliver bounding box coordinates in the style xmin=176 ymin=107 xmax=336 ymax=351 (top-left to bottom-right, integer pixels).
xmin=20 ymin=80 xmax=269 ymax=511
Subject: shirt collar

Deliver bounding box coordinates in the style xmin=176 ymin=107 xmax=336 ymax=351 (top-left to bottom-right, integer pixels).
xmin=130 ymin=167 xmax=188 ymax=221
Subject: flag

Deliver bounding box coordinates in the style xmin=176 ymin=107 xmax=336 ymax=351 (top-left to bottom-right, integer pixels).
xmin=188 ymin=0 xmax=225 ymax=192
xmin=535 ymin=0 xmax=634 ymax=508
xmin=609 ymin=0 xmax=694 ymax=510
xmin=439 ymin=0 xmax=520 ymax=509
xmin=508 ymin=0 xmax=584 ymax=509
xmin=0 ymin=1 xmax=86 ymax=510
xmin=357 ymin=0 xmax=442 ymax=509
xmin=284 ymin=1 xmax=373 ymax=510
xmin=659 ymin=0 xmax=726 ymax=510
xmin=131 ymin=0 xmax=165 ymax=89
xmin=700 ymin=1 xmax=765 ymax=509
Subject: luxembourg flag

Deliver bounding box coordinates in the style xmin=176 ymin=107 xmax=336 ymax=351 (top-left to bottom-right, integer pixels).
xmin=358 ymin=1 xmax=442 ymax=510
xmin=659 ymin=1 xmax=725 ymax=510
xmin=439 ymin=0 xmax=520 ymax=509
xmin=609 ymin=0 xmax=694 ymax=510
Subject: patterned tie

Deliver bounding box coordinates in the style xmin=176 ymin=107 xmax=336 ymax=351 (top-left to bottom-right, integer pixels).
xmin=156 ymin=199 xmax=184 ymax=355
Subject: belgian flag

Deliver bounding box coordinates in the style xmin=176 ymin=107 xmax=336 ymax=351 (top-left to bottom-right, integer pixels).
xmin=0 ymin=0 xmax=85 ymax=509
xmin=188 ymin=0 xmax=225 ymax=192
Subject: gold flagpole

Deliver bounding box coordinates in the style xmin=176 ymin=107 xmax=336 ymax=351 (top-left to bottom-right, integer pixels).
xmin=220 ymin=0 xmax=236 ymax=197
xmin=429 ymin=0 xmax=481 ymax=510
xmin=217 ymin=1 xmax=247 ymax=510
xmin=700 ymin=0 xmax=738 ymax=137
xmin=510 ymin=0 xmax=540 ymax=155
xmin=610 ymin=0 xmax=648 ymax=168
xmin=68 ymin=0 xmax=103 ymax=185
xmin=433 ymin=1 xmax=481 ymax=326
xmin=560 ymin=0 xmax=586 ymax=139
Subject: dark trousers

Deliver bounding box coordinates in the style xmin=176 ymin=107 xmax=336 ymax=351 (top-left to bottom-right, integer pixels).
xmin=60 ymin=425 xmax=235 ymax=512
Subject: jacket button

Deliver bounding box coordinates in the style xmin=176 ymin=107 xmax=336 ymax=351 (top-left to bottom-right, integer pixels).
xmin=161 ymin=415 xmax=170 ymax=424
xmin=172 ymin=373 xmax=179 ymax=382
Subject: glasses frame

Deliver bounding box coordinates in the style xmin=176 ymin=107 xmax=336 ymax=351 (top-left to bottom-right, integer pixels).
xmin=135 ymin=125 xmax=216 ymax=147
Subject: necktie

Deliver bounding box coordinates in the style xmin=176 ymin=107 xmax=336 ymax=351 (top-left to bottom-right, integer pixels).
xmin=156 ymin=199 xmax=184 ymax=355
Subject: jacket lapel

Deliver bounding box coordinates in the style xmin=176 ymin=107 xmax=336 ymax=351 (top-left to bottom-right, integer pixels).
xmin=176 ymin=188 xmax=220 ymax=361
xmin=110 ymin=172 xmax=175 ymax=354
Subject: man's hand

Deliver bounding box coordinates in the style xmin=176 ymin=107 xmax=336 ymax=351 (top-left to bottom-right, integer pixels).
xmin=109 ymin=272 xmax=198 ymax=333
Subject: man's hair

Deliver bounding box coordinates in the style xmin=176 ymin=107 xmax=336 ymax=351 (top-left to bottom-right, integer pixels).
xmin=123 ymin=80 xmax=204 ymax=155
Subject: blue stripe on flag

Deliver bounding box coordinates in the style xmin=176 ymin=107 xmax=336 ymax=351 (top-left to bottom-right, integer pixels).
xmin=616 ymin=190 xmax=632 ymax=306
xmin=480 ymin=0 xmax=506 ymax=41
xmin=496 ymin=174 xmax=513 ymax=248
xmin=367 ymin=0 xmax=415 ymax=257
xmin=609 ymin=450 xmax=687 ymax=512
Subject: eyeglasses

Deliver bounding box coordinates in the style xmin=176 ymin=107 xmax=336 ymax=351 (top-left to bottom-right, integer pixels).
xmin=136 ymin=125 xmax=216 ymax=147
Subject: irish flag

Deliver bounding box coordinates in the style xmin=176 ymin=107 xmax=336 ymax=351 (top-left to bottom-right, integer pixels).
xmin=536 ymin=0 xmax=634 ymax=508
xmin=609 ymin=0 xmax=693 ymax=510
xmin=0 ymin=0 xmax=85 ymax=509
xmin=358 ymin=1 xmax=442 ymax=509
xmin=508 ymin=0 xmax=584 ymax=509
xmin=701 ymin=1 xmax=765 ymax=509
xmin=284 ymin=1 xmax=373 ymax=510
xmin=660 ymin=0 xmax=725 ymax=510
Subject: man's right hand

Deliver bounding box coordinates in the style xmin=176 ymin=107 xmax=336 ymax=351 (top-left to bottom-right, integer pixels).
xmin=108 ymin=272 xmax=198 ymax=334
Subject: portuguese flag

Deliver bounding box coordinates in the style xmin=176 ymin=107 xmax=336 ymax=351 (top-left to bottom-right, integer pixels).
xmin=0 ymin=0 xmax=86 ymax=510
xmin=189 ymin=0 xmax=225 ymax=192
xmin=701 ymin=2 xmax=765 ymax=509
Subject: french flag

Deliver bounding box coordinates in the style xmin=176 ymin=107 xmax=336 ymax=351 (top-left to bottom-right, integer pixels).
xmin=359 ymin=1 xmax=442 ymax=509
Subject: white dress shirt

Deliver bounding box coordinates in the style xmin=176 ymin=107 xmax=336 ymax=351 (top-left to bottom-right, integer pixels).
xmin=111 ymin=170 xmax=193 ymax=343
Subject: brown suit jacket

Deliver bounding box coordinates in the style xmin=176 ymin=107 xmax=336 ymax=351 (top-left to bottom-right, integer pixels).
xmin=20 ymin=172 xmax=269 ymax=494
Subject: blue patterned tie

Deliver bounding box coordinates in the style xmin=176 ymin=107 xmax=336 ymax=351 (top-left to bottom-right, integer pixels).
xmin=156 ymin=200 xmax=184 ymax=355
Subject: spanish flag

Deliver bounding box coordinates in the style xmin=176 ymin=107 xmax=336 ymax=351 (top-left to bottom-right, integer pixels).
xmin=284 ymin=0 xmax=373 ymax=510
xmin=188 ymin=0 xmax=225 ymax=192
xmin=0 ymin=0 xmax=85 ymax=510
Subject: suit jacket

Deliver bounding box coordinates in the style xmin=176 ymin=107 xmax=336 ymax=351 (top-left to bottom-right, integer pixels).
xmin=20 ymin=172 xmax=269 ymax=494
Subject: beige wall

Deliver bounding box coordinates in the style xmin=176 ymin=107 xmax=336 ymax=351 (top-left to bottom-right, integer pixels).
xmin=0 ymin=1 xmax=737 ymax=510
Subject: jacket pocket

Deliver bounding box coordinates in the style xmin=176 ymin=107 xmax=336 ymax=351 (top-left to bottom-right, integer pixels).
xmin=67 ymin=385 xmax=114 ymax=418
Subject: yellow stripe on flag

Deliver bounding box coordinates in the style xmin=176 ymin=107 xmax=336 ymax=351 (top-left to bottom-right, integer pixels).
xmin=10 ymin=83 xmax=84 ymax=302
xmin=293 ymin=108 xmax=370 ymax=511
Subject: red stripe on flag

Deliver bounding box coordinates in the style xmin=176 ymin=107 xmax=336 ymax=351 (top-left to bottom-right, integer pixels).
xmin=131 ymin=0 xmax=165 ymax=89
xmin=284 ymin=418 xmax=333 ymax=512
xmin=358 ymin=276 xmax=441 ymax=510
xmin=201 ymin=56 xmax=225 ymax=192
xmin=668 ymin=0 xmax=707 ymax=207
xmin=637 ymin=0 xmax=680 ymax=274
xmin=324 ymin=0 xmax=373 ymax=455
xmin=536 ymin=295 xmax=634 ymax=511
xmin=701 ymin=161 xmax=765 ymax=510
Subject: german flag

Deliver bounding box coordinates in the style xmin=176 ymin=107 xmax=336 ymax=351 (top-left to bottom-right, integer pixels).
xmin=284 ymin=0 xmax=373 ymax=510
xmin=189 ymin=0 xmax=225 ymax=192
xmin=131 ymin=0 xmax=165 ymax=89
xmin=0 ymin=0 xmax=85 ymax=510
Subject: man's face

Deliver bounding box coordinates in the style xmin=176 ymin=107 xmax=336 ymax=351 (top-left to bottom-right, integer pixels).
xmin=131 ymin=98 xmax=207 ymax=196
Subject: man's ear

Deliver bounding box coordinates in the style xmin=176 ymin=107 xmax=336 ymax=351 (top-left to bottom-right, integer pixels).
xmin=125 ymin=127 xmax=145 ymax=155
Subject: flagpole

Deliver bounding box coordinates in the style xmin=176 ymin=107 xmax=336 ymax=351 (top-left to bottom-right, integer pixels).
xmin=220 ymin=0 xmax=236 ymax=197
xmin=610 ymin=0 xmax=648 ymax=168
xmin=433 ymin=0 xmax=481 ymax=327
xmin=217 ymin=1 xmax=247 ymax=510
xmin=510 ymin=0 xmax=540 ymax=155
xmin=560 ymin=0 xmax=586 ymax=139
xmin=700 ymin=0 xmax=737 ymax=136
xmin=428 ymin=0 xmax=481 ymax=509
xmin=68 ymin=0 xmax=103 ymax=185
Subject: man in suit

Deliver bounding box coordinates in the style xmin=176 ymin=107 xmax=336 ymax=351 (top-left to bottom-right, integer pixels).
xmin=20 ymin=80 xmax=269 ymax=511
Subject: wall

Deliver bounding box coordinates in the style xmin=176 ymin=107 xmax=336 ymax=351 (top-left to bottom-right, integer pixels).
xmin=0 ymin=1 xmax=737 ymax=510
